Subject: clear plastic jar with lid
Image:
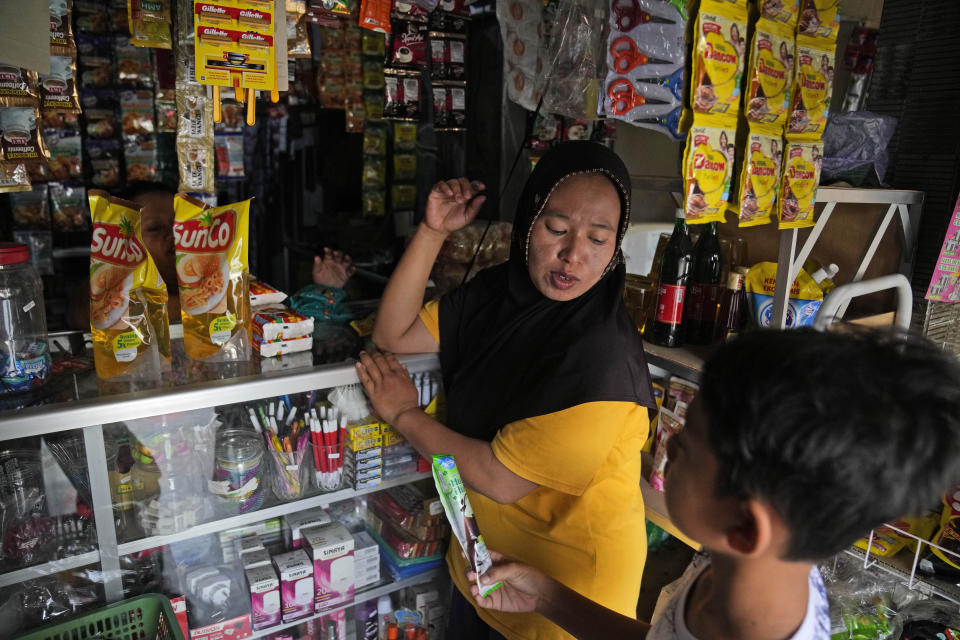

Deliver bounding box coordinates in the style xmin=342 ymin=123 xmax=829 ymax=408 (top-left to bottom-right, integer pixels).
xmin=0 ymin=243 xmax=50 ymax=393
xmin=210 ymin=428 xmax=265 ymax=515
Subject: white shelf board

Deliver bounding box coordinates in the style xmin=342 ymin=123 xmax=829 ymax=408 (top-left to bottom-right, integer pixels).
xmin=0 ymin=550 xmax=101 ymax=588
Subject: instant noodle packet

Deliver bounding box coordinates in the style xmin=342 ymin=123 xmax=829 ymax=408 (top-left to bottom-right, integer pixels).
xmin=432 ymin=455 xmax=501 ymax=598
xmin=745 ymin=261 xmax=822 ymax=328
xmin=682 ymin=116 xmax=735 ymax=224
xmin=797 ymin=0 xmax=839 ymax=42
xmin=734 ymin=126 xmax=782 ymax=227
xmin=776 ymin=138 xmax=822 ymax=229
xmin=690 ymin=2 xmax=748 ymax=119
xmin=786 ymin=36 xmax=836 ymax=139
xmin=88 ymin=190 xmax=168 ymax=380
xmin=853 ymin=513 xmax=938 ymax=559
xmin=744 ymin=20 xmax=794 ymax=129
xmin=754 ymin=0 xmax=799 ymax=29
xmin=173 ymin=194 xmax=252 ymax=361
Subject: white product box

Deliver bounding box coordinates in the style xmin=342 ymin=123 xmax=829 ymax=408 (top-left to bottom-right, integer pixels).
xmin=283 ymin=508 xmax=333 ymax=549
xmin=242 ymin=548 xmax=272 ymax=569
xmin=303 ymin=522 xmax=355 ymax=612
xmin=273 ymin=549 xmax=314 ymax=623
xmin=245 ymin=564 xmax=280 ymax=630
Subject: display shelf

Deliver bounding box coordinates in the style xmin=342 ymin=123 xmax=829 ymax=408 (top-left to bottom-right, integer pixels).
xmin=0 ymin=352 xmax=440 ymax=439
xmin=642 ymin=342 xmax=708 ymax=383
xmin=247 ymin=567 xmax=445 ymax=640
xmin=117 ymin=472 xmax=432 ymax=556
xmin=843 ymin=546 xmax=960 ymax=605
xmin=639 ymin=478 xmax=700 ymax=551
xmin=0 ymin=551 xmax=101 ymax=589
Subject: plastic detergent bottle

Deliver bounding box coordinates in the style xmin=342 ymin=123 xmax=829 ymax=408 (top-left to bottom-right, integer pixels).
xmin=0 ymin=243 xmax=50 ymax=395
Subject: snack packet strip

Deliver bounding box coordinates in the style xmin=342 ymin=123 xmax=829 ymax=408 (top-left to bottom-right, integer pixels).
xmin=431 ymin=455 xmax=501 ymax=598
xmin=173 ymin=194 xmax=252 ymax=361
xmin=39 ymin=48 xmax=82 ymax=113
xmin=743 ymin=19 xmax=794 ymax=129
xmin=0 ymin=64 xmax=40 ymax=107
xmin=689 ymin=1 xmax=748 ymax=119
xmin=88 ymin=190 xmax=165 ymax=380
xmin=682 ymin=115 xmax=736 ymax=224
xmin=776 ymin=138 xmax=822 ymax=229
xmin=786 ymin=36 xmax=836 ymax=140
xmin=734 ymin=125 xmax=782 ymax=227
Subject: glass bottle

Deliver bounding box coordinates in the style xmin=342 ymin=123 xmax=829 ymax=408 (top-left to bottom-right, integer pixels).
xmin=714 ymin=271 xmax=747 ymax=344
xmin=684 ymin=222 xmax=724 ymax=345
xmin=648 ymin=210 xmax=693 ymax=348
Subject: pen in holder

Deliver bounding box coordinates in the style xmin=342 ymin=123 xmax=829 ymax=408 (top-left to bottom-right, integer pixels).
xmin=310 ymin=411 xmax=344 ymax=492
xmin=266 ymin=430 xmax=311 ymax=500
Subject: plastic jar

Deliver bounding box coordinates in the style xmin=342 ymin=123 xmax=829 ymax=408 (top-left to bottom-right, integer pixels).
xmin=0 ymin=243 xmax=50 ymax=394
xmin=211 ymin=428 xmax=265 ymax=515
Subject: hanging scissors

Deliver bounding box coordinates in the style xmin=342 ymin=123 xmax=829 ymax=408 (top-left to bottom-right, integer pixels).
xmin=607 ymin=78 xmax=670 ymax=116
xmin=611 ymin=0 xmax=676 ymax=32
xmin=609 ymin=37 xmax=673 ymax=73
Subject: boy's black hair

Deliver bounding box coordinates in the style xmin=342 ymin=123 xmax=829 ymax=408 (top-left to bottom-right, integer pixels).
xmin=700 ymin=328 xmax=960 ymax=562
xmin=120 ymin=181 xmax=176 ymax=201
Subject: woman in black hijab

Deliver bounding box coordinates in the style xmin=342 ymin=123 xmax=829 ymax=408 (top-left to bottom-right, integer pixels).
xmin=358 ymin=142 xmax=656 ymax=640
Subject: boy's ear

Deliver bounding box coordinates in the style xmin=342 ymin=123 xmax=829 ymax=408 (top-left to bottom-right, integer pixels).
xmin=725 ymin=499 xmax=774 ymax=557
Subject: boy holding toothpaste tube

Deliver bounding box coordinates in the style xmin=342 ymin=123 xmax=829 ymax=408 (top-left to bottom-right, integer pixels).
xmin=468 ymin=330 xmax=960 ymax=640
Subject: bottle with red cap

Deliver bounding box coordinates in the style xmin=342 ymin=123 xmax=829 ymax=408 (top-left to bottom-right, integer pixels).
xmin=0 ymin=242 xmax=50 ymax=394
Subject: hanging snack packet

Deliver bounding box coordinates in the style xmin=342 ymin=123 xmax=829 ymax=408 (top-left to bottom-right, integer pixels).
xmin=0 ymin=163 xmax=30 ymax=193
xmin=735 ymin=127 xmax=781 ymax=227
xmin=49 ymin=0 xmax=75 ymax=49
xmin=745 ymin=261 xmax=822 ymax=328
xmin=755 ymin=0 xmax=799 ymax=29
xmin=786 ymin=37 xmax=836 ymax=139
xmin=49 ymin=183 xmax=89 ymax=231
xmin=0 ymin=64 xmax=39 ymax=107
xmin=797 ymin=0 xmax=839 ymax=42
xmin=690 ymin=3 xmax=748 ymax=118
xmin=127 ymin=0 xmax=173 ymax=49
xmin=776 ymin=138 xmax=822 ymax=229
xmin=744 ymin=21 xmax=794 ymax=128
xmin=115 ymin=38 xmax=155 ymax=87
xmin=0 ymin=107 xmax=48 ymax=168
xmin=38 ymin=51 xmax=82 ymax=113
xmin=682 ymin=118 xmax=735 ymax=224
xmin=649 ymin=408 xmax=683 ymax=491
xmin=173 ymin=194 xmax=252 ymax=361
xmin=10 ymin=185 xmax=50 ymax=229
xmin=431 ymin=455 xmax=501 ymax=598
xmin=852 ymin=513 xmax=938 ymax=559
xmin=88 ymin=191 xmax=166 ymax=380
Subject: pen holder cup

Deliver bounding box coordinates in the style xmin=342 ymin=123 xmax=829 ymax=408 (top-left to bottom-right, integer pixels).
xmin=266 ymin=440 xmax=311 ymax=501
xmin=313 ymin=443 xmax=344 ymax=493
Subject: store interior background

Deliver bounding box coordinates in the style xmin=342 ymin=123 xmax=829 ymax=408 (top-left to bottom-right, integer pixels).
xmin=4 ymin=0 xmax=959 ymax=333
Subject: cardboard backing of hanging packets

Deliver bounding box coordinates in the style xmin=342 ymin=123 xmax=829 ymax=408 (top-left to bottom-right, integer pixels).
xmin=193 ymin=1 xmax=277 ymax=92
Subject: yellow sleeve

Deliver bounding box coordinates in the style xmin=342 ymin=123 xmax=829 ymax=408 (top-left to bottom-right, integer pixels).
xmin=418 ymin=299 xmax=440 ymax=343
xmin=492 ymin=401 xmax=644 ymax=496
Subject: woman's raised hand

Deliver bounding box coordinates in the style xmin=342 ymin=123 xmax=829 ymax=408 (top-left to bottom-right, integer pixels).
xmin=424 ymin=178 xmax=487 ymax=235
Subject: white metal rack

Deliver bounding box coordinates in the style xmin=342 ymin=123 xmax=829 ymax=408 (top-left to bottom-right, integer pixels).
xmin=0 ymin=351 xmax=443 ymax=610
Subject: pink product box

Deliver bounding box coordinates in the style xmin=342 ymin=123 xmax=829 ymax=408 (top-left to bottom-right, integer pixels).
xmin=303 ymin=522 xmax=355 ymax=612
xmin=272 ymin=549 xmax=314 ymax=623
xmin=245 ymin=565 xmax=280 ymax=630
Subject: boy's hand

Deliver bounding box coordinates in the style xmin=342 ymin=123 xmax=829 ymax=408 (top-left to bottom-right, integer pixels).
xmin=312 ymin=247 xmax=355 ymax=288
xmin=423 ymin=179 xmax=486 ymax=236
xmin=468 ymin=552 xmax=553 ymax=615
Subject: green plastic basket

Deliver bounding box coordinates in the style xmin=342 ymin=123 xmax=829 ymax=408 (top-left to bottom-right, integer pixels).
xmin=16 ymin=594 xmax=184 ymax=640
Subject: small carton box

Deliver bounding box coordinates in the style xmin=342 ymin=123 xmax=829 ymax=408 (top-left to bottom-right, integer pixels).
xmin=303 ymin=522 xmax=355 ymax=611
xmin=273 ymin=549 xmax=314 ymax=623
xmin=346 ymin=422 xmax=381 ymax=440
xmin=219 ymin=519 xmax=282 ymax=561
xmin=346 ymin=433 xmax=383 ymax=452
xmin=242 ymin=548 xmax=272 ymax=569
xmin=245 ymin=564 xmax=280 ymax=630
xmin=283 ymin=508 xmax=333 ymax=549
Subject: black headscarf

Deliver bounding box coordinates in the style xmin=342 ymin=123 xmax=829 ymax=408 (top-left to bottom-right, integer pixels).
xmin=438 ymin=142 xmax=656 ymax=442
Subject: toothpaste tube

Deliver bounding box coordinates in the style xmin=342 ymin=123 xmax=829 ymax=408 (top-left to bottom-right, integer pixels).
xmin=431 ymin=454 xmax=500 ymax=597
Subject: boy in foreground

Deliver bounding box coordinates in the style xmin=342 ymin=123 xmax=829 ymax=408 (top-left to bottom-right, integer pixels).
xmin=468 ymin=329 xmax=960 ymax=640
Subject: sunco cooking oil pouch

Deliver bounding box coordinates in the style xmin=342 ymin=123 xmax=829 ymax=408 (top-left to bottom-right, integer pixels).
xmin=735 ymin=126 xmax=781 ymax=227
xmin=797 ymin=0 xmax=839 ymax=42
xmin=745 ymin=261 xmax=822 ymax=328
xmin=754 ymin=0 xmax=799 ymax=30
xmin=777 ymin=138 xmax=822 ymax=229
xmin=682 ymin=117 xmax=735 ymax=224
xmin=744 ymin=20 xmax=794 ymax=129
xmin=786 ymin=36 xmax=836 ymax=139
xmin=690 ymin=2 xmax=748 ymax=118
xmin=173 ymin=194 xmax=252 ymax=361
xmin=88 ymin=190 xmax=166 ymax=380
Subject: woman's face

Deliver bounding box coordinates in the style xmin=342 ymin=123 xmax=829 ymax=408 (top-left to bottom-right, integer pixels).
xmin=719 ymin=131 xmax=728 ymax=149
xmin=527 ymin=174 xmax=620 ymax=302
xmin=730 ymin=24 xmax=740 ymax=43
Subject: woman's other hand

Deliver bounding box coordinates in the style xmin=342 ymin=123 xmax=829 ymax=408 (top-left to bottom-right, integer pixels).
xmin=356 ymin=351 xmax=420 ymax=426
xmin=468 ymin=552 xmax=551 ymax=615
xmin=312 ymin=247 xmax=356 ymax=288
xmin=424 ymin=178 xmax=487 ymax=236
